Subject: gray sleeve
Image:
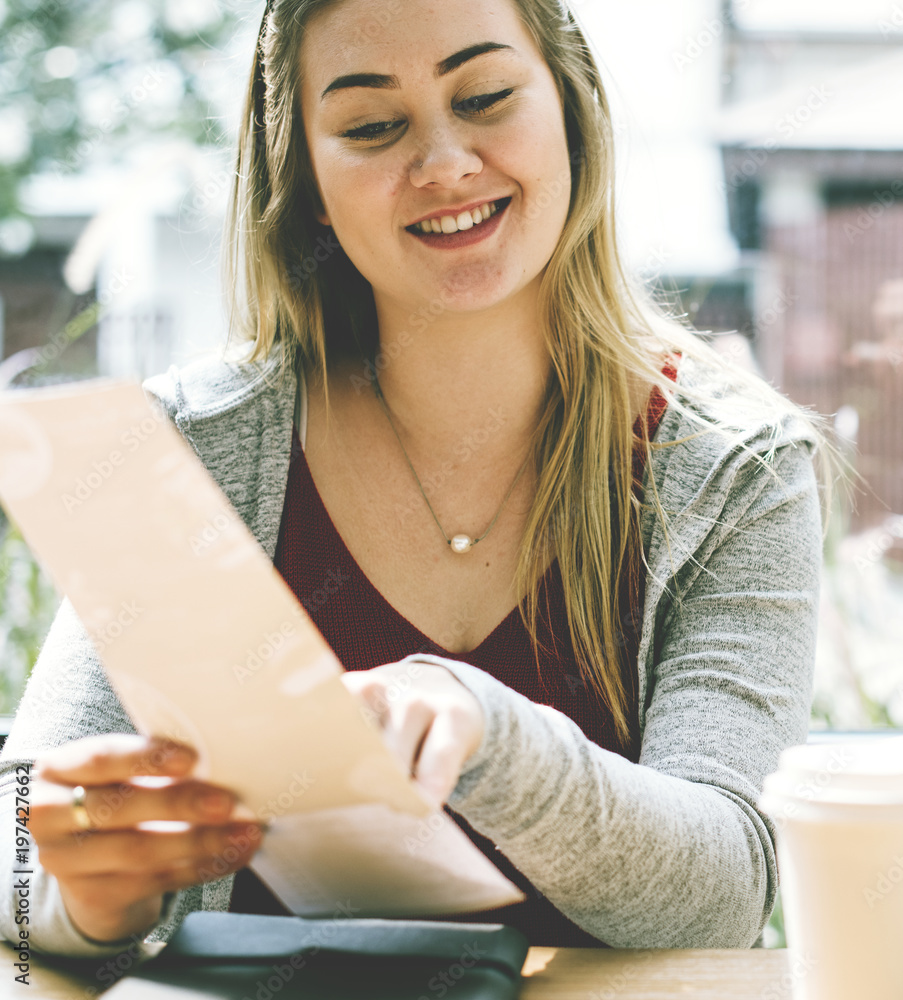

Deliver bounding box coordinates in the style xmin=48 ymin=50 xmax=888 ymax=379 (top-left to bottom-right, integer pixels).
xmin=421 ymin=441 xmax=821 ymax=948
xmin=0 ymin=600 xmax=206 ymax=957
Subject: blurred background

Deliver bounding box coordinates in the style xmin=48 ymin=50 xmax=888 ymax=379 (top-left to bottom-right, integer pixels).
xmin=0 ymin=2 xmax=901 ymax=755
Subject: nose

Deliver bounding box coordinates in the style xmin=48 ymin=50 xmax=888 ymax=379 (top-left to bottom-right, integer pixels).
xmin=408 ymin=121 xmax=483 ymax=189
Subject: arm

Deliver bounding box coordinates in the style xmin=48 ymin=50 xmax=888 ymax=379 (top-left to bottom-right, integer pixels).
xmin=420 ymin=440 xmax=821 ymax=947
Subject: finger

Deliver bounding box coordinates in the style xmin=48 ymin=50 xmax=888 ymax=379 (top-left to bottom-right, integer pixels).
xmin=341 ymin=672 xmax=390 ymax=727
xmin=30 ymin=780 xmax=238 ymax=840
xmin=35 ymin=734 xmax=196 ymax=786
xmin=411 ymin=708 xmax=473 ymax=806
xmin=62 ymin=828 xmax=261 ymax=918
xmin=38 ymin=823 xmax=263 ymax=879
xmin=382 ymin=699 xmax=435 ymax=780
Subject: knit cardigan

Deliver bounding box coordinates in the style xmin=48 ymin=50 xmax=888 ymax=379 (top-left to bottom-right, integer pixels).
xmin=0 ymin=349 xmax=822 ymax=957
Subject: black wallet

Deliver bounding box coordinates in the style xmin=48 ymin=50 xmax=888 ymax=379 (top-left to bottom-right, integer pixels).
xmin=120 ymin=911 xmax=530 ymax=999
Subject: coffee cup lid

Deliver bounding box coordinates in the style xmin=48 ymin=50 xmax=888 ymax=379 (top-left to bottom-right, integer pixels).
xmin=762 ymin=737 xmax=903 ymax=811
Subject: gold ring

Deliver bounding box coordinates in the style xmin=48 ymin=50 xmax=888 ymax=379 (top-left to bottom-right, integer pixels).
xmin=71 ymin=785 xmax=93 ymax=831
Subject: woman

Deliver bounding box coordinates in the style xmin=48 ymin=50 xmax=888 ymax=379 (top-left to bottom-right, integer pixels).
xmin=0 ymin=0 xmax=831 ymax=956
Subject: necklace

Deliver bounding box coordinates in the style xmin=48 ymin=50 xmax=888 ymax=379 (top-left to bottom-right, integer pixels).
xmin=372 ymin=376 xmax=530 ymax=554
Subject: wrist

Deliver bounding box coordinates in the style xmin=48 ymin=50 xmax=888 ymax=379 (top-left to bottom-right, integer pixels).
xmin=61 ymin=887 xmax=164 ymax=946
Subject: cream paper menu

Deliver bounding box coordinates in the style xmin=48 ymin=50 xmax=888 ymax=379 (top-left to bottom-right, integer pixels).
xmin=0 ymin=377 xmax=522 ymax=917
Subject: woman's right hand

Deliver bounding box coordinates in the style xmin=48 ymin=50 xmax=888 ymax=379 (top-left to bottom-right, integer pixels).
xmin=29 ymin=733 xmax=263 ymax=945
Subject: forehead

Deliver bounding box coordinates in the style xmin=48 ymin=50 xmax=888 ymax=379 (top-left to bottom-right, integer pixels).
xmin=300 ymin=0 xmax=540 ymax=88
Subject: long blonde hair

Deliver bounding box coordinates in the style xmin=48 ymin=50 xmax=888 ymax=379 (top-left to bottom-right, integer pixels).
xmin=225 ymin=0 xmax=840 ymax=742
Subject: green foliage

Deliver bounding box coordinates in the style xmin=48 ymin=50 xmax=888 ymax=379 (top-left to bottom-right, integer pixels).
xmin=0 ymin=0 xmax=244 ymax=236
xmin=0 ymin=519 xmax=60 ymax=714
xmin=764 ymin=890 xmax=786 ymax=949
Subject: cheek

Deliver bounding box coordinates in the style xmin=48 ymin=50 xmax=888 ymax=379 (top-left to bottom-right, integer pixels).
xmin=499 ymin=102 xmax=571 ymax=218
xmin=519 ymin=144 xmax=572 ymax=231
xmin=322 ymin=154 xmax=407 ymax=240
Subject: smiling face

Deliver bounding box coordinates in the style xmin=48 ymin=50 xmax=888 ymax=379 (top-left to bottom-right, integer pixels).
xmin=299 ymin=0 xmax=573 ymax=320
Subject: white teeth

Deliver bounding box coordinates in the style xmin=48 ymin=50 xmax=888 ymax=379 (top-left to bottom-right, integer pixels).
xmin=416 ymin=200 xmax=500 ymax=235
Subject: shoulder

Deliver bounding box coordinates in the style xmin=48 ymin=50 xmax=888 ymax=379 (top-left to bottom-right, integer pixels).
xmin=141 ymin=349 xmax=293 ymax=426
xmin=668 ymin=353 xmax=817 ymax=447
xmin=642 ymin=352 xmax=823 ymax=551
xmin=650 ymin=352 xmax=821 ymax=497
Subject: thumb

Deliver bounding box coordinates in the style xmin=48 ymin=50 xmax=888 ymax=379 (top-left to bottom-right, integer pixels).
xmin=412 ymin=712 xmax=471 ymax=806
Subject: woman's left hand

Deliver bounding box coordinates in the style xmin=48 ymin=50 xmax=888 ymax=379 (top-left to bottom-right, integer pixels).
xmin=341 ymin=660 xmax=484 ymax=808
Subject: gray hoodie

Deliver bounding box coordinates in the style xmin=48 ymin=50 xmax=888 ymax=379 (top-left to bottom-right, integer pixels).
xmin=0 ymin=349 xmax=822 ymax=956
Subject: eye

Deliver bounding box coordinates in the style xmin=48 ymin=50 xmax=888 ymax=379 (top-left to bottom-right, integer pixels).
xmin=455 ymin=88 xmax=514 ymax=115
xmin=341 ymin=119 xmax=404 ymax=142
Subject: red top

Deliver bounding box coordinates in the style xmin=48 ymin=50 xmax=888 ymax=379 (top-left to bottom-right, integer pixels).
xmin=230 ymin=362 xmax=676 ymax=946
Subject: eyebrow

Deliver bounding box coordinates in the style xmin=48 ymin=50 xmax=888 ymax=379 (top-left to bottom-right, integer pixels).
xmin=320 ymin=42 xmax=514 ymax=100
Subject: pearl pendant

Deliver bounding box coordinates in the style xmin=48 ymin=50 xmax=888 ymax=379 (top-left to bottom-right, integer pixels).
xmin=450 ymin=534 xmax=474 ymax=554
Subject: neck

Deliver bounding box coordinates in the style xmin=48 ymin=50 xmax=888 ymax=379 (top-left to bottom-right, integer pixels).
xmin=362 ymin=289 xmax=550 ymax=457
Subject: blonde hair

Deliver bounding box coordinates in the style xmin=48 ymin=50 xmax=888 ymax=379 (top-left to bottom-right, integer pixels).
xmin=225 ymin=0 xmax=841 ymax=743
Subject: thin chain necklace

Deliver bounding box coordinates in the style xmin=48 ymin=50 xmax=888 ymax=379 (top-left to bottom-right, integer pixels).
xmin=372 ymin=376 xmax=530 ymax=554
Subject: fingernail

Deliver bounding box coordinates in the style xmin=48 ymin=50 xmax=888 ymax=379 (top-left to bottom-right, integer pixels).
xmin=154 ymin=741 xmax=196 ymax=769
xmin=241 ymin=823 xmax=265 ymax=843
xmin=197 ymin=791 xmax=233 ymax=819
xmin=168 ymin=748 xmax=196 ymax=770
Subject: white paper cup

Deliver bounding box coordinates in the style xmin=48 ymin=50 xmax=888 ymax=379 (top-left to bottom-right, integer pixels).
xmin=760 ymin=738 xmax=903 ymax=1000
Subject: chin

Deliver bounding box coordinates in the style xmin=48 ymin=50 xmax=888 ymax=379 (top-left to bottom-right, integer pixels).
xmin=433 ymin=264 xmax=534 ymax=312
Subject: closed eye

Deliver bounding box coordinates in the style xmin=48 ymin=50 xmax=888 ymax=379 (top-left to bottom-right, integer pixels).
xmin=341 ymin=119 xmax=403 ymax=141
xmin=340 ymin=88 xmax=515 ymax=142
xmin=454 ymin=88 xmax=514 ymax=115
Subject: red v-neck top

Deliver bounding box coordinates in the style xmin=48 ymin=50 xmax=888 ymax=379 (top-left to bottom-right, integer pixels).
xmin=230 ymin=363 xmax=676 ymax=946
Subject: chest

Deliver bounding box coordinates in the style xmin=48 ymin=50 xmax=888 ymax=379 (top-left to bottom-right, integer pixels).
xmin=301 ymin=424 xmax=534 ymax=654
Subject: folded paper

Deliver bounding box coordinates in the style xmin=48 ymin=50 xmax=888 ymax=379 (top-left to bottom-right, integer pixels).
xmin=0 ymin=378 xmax=523 ymax=917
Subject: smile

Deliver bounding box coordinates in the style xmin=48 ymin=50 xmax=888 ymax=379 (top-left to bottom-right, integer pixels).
xmin=405 ymin=197 xmax=512 ymax=250
xmin=409 ymin=198 xmax=509 ymax=235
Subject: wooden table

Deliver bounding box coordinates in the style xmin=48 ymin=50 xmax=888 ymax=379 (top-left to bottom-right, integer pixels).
xmin=1 ymin=941 xmax=797 ymax=998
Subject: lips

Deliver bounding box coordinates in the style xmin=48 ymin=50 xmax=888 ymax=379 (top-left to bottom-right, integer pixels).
xmin=406 ymin=197 xmax=513 ymax=236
